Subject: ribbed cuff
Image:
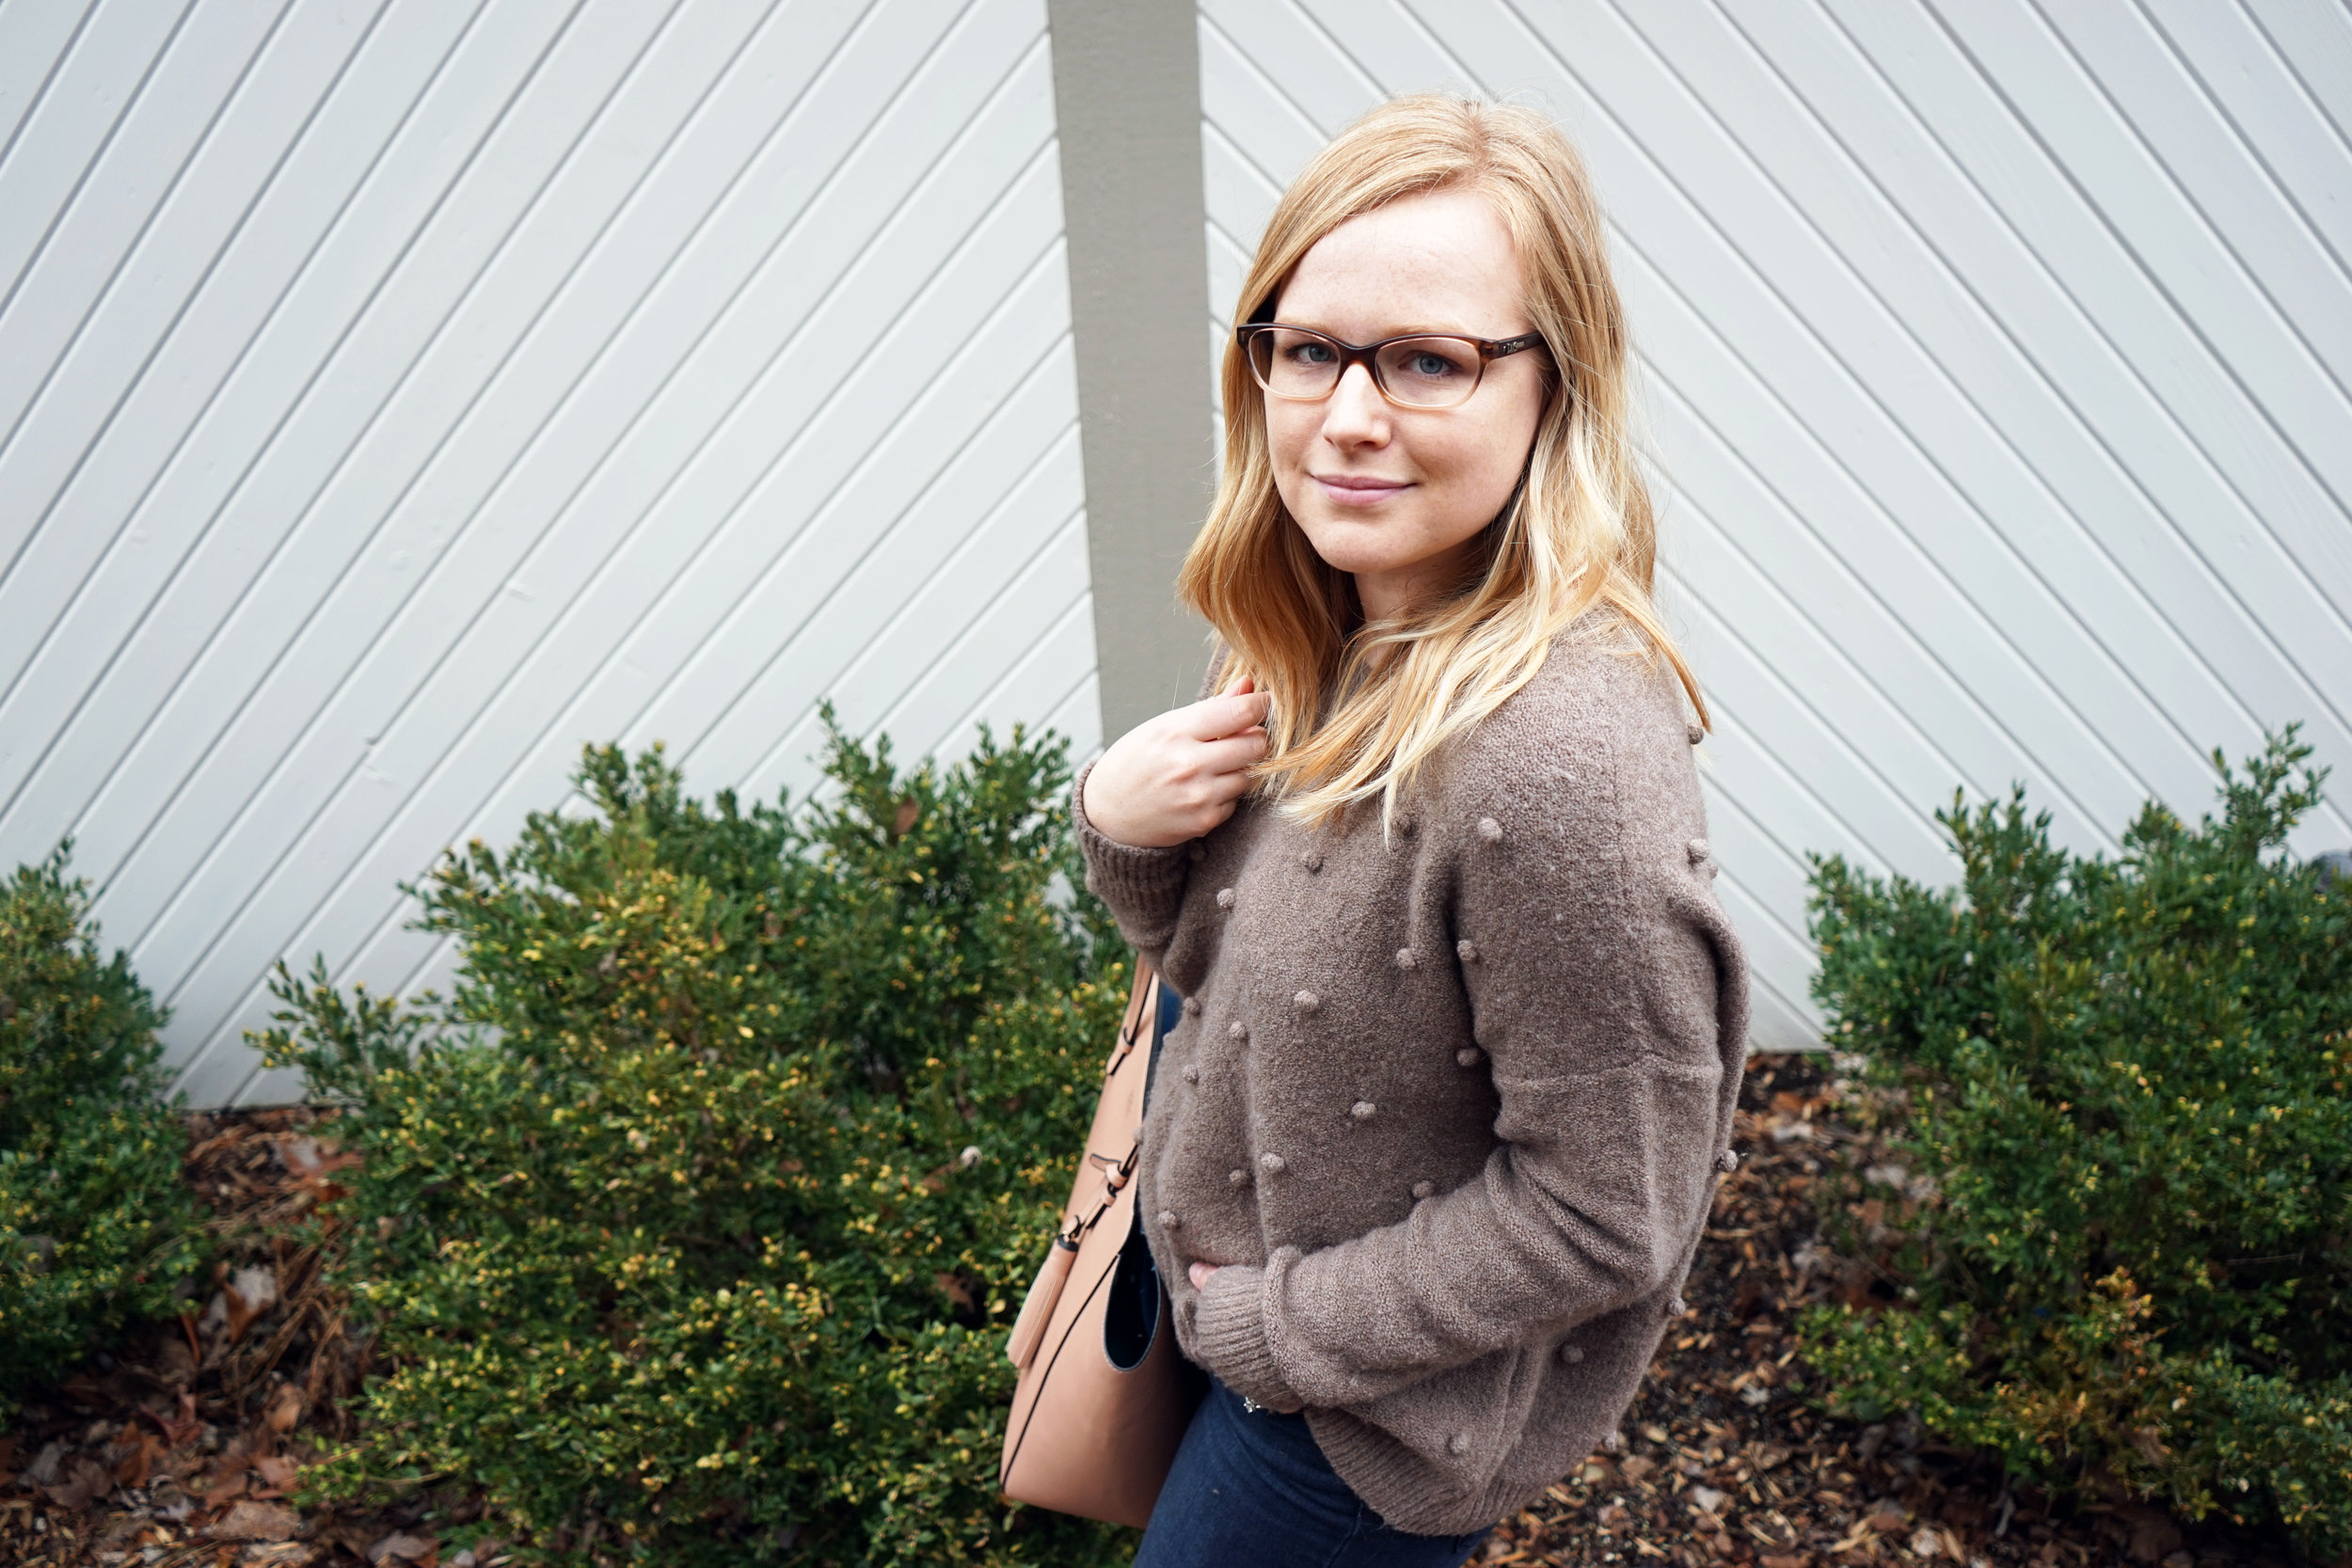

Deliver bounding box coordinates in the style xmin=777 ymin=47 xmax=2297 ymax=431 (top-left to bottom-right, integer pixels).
xmin=1072 ymin=758 xmax=1191 ymax=913
xmin=1191 ymin=1261 xmax=1298 ymax=1412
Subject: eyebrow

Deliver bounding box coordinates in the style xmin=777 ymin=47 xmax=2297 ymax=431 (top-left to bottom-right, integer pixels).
xmin=1273 ymin=318 xmax=1519 ymax=341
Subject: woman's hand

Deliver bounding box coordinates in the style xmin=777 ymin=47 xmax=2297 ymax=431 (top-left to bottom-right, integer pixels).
xmin=1188 ymin=1261 xmax=1221 ymax=1291
xmin=1080 ymin=675 xmax=1272 ymax=848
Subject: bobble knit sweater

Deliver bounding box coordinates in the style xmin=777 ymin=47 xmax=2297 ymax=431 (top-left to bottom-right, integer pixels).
xmin=1073 ymin=625 xmax=1751 ymax=1538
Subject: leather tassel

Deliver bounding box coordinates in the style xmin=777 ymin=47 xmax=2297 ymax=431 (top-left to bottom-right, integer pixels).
xmin=1007 ymin=1234 xmax=1080 ymax=1370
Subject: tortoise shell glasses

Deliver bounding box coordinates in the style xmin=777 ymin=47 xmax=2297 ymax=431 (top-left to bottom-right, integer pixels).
xmin=1235 ymin=322 xmax=1548 ymax=411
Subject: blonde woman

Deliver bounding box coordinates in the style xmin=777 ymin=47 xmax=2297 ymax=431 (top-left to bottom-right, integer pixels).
xmin=1076 ymin=96 xmax=1750 ymax=1565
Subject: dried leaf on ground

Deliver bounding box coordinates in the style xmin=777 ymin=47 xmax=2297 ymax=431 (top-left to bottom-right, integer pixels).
xmin=40 ymin=1453 xmax=111 ymax=1511
xmin=211 ymin=1498 xmax=304 ymax=1541
xmin=366 ymin=1529 xmax=439 ymax=1565
xmin=265 ymin=1382 xmax=307 ymax=1433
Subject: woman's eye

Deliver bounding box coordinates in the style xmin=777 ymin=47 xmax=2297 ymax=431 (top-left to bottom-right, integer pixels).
xmin=1406 ymin=351 xmax=1463 ymax=378
xmin=1288 ymin=341 xmax=1336 ymax=365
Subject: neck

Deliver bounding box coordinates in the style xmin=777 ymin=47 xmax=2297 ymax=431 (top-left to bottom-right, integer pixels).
xmin=1349 ymin=537 xmax=1484 ymax=625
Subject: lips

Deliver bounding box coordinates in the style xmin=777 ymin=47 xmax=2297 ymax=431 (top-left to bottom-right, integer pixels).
xmin=1312 ymin=473 xmax=1410 ymax=505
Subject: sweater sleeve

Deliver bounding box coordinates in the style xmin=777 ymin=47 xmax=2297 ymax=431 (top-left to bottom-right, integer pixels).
xmin=1191 ymin=654 xmax=1750 ymax=1412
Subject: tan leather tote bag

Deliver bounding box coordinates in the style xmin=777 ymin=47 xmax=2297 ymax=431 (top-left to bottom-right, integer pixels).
xmin=998 ymin=959 xmax=1200 ymax=1528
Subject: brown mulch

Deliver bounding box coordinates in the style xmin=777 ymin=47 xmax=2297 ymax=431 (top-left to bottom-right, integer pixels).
xmin=2 ymin=1058 xmax=2323 ymax=1566
xmin=1 ymin=1109 xmax=478 ymax=1568
xmin=1482 ymin=1054 xmax=2312 ymax=1568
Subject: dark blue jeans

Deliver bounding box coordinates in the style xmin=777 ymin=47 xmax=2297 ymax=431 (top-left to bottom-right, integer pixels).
xmin=1132 ymin=1376 xmax=1496 ymax=1568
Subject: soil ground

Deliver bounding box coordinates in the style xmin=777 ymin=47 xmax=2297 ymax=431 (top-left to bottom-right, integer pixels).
xmin=1 ymin=1057 xmax=2313 ymax=1567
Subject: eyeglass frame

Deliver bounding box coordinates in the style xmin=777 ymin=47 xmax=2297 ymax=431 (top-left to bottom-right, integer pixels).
xmin=1234 ymin=321 xmax=1549 ymax=410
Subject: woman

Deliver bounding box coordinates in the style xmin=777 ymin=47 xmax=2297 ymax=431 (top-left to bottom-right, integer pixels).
xmin=1075 ymin=96 xmax=1749 ymax=1566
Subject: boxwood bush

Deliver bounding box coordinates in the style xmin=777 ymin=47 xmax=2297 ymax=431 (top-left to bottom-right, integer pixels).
xmin=1800 ymin=729 xmax=2351 ymax=1559
xmin=257 ymin=720 xmax=1132 ymax=1566
xmin=0 ymin=847 xmax=205 ymax=1411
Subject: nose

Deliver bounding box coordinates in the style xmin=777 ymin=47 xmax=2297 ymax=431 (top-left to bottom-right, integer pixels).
xmin=1319 ymin=361 xmax=1390 ymax=447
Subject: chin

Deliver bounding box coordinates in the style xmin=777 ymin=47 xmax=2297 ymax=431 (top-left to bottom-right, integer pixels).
xmin=1307 ymin=543 xmax=1413 ymax=581
xmin=1297 ymin=515 xmax=1416 ymax=565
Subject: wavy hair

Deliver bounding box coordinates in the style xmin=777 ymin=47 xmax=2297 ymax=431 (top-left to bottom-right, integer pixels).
xmin=1176 ymin=94 xmax=1704 ymax=832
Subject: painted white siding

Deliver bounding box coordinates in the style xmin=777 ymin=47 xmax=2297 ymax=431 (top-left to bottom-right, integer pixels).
xmin=0 ymin=0 xmax=1098 ymax=1106
xmin=1200 ymin=0 xmax=2352 ymax=1050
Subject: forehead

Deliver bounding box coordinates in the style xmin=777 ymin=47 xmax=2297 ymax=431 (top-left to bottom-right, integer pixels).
xmin=1277 ymin=186 xmax=1527 ymax=337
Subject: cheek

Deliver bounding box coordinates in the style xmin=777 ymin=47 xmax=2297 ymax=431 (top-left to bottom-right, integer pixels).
xmin=1263 ymin=404 xmax=1314 ymax=469
xmin=1455 ymin=394 xmax=1544 ymax=505
xmin=1422 ymin=420 xmax=1528 ymax=514
xmin=1483 ymin=424 xmax=1534 ymax=499
xmin=1262 ymin=407 xmax=1320 ymax=514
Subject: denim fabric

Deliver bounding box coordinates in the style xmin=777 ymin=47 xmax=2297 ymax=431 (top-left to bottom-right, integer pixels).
xmin=1131 ymin=1377 xmax=1496 ymax=1568
xmin=1156 ymin=976 xmax=1185 ymax=1047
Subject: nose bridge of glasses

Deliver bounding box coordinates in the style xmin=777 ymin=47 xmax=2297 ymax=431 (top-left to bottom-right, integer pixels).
xmin=1333 ymin=350 xmax=1387 ymax=404
xmin=1295 ymin=355 xmax=1380 ymax=431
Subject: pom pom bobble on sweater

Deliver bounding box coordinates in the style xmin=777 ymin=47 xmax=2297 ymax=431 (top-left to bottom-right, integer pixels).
xmin=1073 ymin=626 xmax=1750 ymax=1537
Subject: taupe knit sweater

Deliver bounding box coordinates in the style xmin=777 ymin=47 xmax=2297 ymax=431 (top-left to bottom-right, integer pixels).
xmin=1073 ymin=625 xmax=1750 ymax=1537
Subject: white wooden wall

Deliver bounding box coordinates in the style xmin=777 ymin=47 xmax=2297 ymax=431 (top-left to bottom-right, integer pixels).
xmin=0 ymin=0 xmax=1098 ymax=1106
xmin=1200 ymin=0 xmax=2352 ymax=1051
xmin=10 ymin=0 xmax=2349 ymax=1100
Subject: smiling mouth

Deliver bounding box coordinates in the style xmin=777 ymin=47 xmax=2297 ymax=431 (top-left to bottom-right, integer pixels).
xmin=1313 ymin=474 xmax=1409 ymax=504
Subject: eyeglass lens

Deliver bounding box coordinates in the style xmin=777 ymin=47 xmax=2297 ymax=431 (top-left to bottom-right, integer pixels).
xmin=1246 ymin=328 xmax=1486 ymax=409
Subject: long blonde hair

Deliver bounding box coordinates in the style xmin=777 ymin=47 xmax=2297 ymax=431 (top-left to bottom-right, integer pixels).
xmin=1177 ymin=94 xmax=1704 ymax=832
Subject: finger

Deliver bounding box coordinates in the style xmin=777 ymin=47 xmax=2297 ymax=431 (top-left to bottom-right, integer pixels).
xmin=1201 ymin=688 xmax=1269 ymax=730
xmin=1193 ymin=731 xmax=1270 ymax=775
xmin=1176 ymin=761 xmax=1270 ymax=817
xmin=1181 ymin=689 xmax=1273 ymax=741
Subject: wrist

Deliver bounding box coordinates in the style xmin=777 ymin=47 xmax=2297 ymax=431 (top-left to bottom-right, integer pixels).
xmin=1074 ymin=758 xmax=1133 ymax=845
xmin=1073 ymin=760 xmax=1184 ymax=864
xmin=1077 ymin=762 xmax=1128 ymax=845
xmin=1077 ymin=754 xmax=1176 ymax=850
xmin=1192 ymin=1262 xmax=1297 ymax=1412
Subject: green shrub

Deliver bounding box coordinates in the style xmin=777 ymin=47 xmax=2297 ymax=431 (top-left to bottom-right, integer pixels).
xmin=0 ymin=847 xmax=205 ymax=1410
xmin=257 ymin=718 xmax=1132 ymax=1566
xmin=1799 ymin=728 xmax=2352 ymax=1558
